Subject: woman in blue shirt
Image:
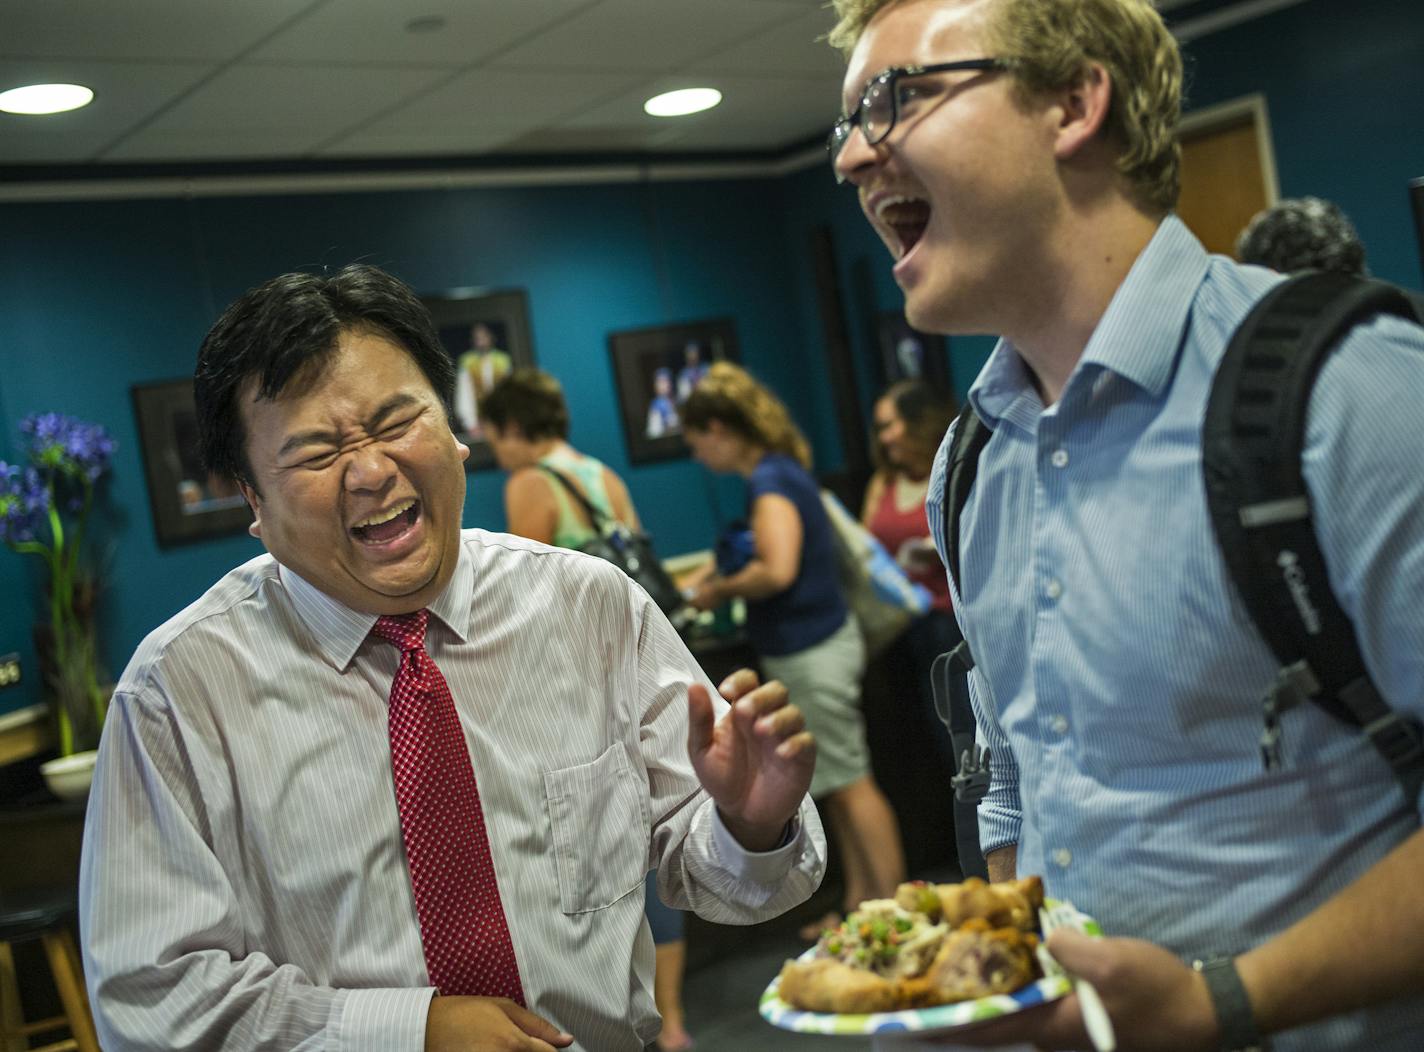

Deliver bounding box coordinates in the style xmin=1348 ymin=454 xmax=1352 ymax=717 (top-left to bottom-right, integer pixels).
xmin=682 ymin=363 xmax=904 ymax=929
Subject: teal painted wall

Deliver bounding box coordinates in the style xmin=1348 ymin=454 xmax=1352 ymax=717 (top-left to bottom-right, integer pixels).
xmin=1179 ymin=0 xmax=1424 ymax=289
xmin=0 ymin=177 xmax=835 ymax=717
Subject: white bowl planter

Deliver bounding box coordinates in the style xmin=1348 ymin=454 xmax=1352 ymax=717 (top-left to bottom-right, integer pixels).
xmin=41 ymin=749 xmax=99 ymax=801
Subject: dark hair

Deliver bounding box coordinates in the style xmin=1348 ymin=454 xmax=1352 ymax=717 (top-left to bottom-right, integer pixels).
xmin=872 ymin=380 xmax=957 ymax=475
xmin=195 ymin=264 xmax=454 ymax=487
xmin=1235 ymin=197 xmax=1369 ymax=276
xmin=477 ymin=369 xmax=570 ymax=441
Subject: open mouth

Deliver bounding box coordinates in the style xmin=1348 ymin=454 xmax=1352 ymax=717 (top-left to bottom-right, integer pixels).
xmin=351 ymin=498 xmax=420 ymax=544
xmin=876 ymin=195 xmax=931 ymax=259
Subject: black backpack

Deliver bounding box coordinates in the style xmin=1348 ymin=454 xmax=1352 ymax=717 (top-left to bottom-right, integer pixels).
xmin=934 ymin=271 xmax=1424 ymax=878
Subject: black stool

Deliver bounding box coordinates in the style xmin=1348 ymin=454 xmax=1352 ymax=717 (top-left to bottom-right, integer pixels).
xmin=0 ymin=885 xmax=100 ymax=1052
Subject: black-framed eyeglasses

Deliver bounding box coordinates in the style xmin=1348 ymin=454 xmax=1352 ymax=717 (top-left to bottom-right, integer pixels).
xmin=828 ymin=58 xmax=1009 ymax=181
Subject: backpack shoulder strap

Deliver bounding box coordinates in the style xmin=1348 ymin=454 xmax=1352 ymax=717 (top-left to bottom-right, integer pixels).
xmin=931 ymin=403 xmax=994 ymax=880
xmin=941 ymin=402 xmax=993 ymax=598
xmin=1202 ymin=270 xmax=1423 ymax=801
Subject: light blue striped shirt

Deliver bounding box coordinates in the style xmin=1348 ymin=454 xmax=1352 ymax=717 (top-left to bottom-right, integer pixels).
xmin=927 ymin=215 xmax=1424 ymax=1048
xmin=80 ymin=530 xmax=825 ymax=1052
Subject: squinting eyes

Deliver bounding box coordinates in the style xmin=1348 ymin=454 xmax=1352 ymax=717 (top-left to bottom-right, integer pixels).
xmin=294 ymin=419 xmax=418 ymax=469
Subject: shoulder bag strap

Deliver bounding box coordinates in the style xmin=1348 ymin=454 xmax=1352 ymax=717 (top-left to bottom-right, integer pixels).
xmin=538 ymin=464 xmax=612 ymax=533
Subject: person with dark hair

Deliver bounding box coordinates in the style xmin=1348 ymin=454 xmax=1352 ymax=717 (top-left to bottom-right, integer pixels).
xmin=674 ymin=343 xmax=709 ymax=404
xmin=860 ymin=380 xmax=957 ymax=758
xmin=828 ymin=0 xmax=1424 ymax=1048
xmin=481 ymin=369 xmax=640 ymax=546
xmin=1235 ymin=196 xmax=1370 ymax=276
xmin=644 ymin=367 xmax=680 ymax=439
xmin=452 ymin=322 xmax=512 ymax=436
xmin=1237 ymin=196 xmax=1424 ymax=316
xmin=79 ymin=264 xmax=826 ymax=1052
xmin=480 ymin=368 xmax=694 ymax=1052
xmin=682 ymin=362 xmax=906 ymax=938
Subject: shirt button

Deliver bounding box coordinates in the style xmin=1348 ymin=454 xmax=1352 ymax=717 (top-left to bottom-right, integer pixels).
xmin=1053 ymin=848 xmax=1073 ymax=868
xmin=1045 ymin=578 xmax=1063 ymax=600
xmin=1050 ymin=448 xmax=1069 ymax=468
xmin=1050 ymin=715 xmax=1069 ymax=735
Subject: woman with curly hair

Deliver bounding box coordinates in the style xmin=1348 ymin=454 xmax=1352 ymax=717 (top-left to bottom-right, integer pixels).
xmin=682 ymin=363 xmax=904 ymax=930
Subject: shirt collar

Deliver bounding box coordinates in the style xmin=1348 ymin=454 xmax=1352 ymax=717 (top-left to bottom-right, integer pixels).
xmin=281 ymin=538 xmax=473 ymax=670
xmin=969 ymin=214 xmax=1209 ymax=425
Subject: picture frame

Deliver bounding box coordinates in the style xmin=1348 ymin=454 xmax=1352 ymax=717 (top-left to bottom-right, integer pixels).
xmin=608 ymin=317 xmax=740 ymax=465
xmin=876 ymin=311 xmax=951 ymax=391
xmin=421 ymin=287 xmax=536 ymax=471
xmin=131 ymin=378 xmax=251 ymax=548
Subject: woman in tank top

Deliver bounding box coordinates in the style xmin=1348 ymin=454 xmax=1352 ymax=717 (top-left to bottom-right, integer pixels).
xmin=480 ymin=370 xmax=639 ymax=547
xmin=479 ymin=369 xmax=694 ymax=1052
xmin=862 ymin=380 xmax=959 ymax=769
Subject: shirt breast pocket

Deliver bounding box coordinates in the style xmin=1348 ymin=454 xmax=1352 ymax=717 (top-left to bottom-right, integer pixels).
xmin=543 ymin=743 xmax=650 ymax=914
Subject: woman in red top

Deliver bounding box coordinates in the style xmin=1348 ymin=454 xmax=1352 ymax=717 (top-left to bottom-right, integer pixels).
xmin=861 ymin=381 xmax=958 ymax=763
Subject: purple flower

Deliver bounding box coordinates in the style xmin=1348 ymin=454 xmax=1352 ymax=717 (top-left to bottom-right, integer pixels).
xmin=20 ymin=413 xmax=115 ymax=482
xmin=0 ymin=461 xmax=49 ymax=545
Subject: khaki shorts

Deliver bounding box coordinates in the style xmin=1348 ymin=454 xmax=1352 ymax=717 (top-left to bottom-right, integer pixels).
xmin=760 ymin=617 xmax=868 ymax=798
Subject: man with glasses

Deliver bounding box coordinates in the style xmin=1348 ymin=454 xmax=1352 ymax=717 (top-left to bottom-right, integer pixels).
xmin=826 ymin=1 xmax=1424 ymax=1049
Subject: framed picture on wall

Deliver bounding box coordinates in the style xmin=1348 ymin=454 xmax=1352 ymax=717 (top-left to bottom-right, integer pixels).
xmin=608 ymin=317 xmax=739 ymax=465
xmin=421 ymin=287 xmax=536 ymax=471
xmin=131 ymin=378 xmax=252 ymax=548
xmin=876 ymin=311 xmax=951 ymax=392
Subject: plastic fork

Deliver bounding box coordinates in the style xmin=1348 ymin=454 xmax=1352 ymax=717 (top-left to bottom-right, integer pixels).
xmin=1037 ymin=902 xmax=1117 ymax=1052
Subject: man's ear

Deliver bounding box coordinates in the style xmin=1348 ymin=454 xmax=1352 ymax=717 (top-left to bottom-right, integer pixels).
xmin=237 ymin=479 xmax=263 ymax=539
xmin=1053 ymin=61 xmax=1113 ymax=161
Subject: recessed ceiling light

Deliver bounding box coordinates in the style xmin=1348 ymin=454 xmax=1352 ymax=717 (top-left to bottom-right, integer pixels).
xmin=644 ymin=88 xmax=722 ymax=118
xmin=0 ymin=83 xmax=95 ymax=115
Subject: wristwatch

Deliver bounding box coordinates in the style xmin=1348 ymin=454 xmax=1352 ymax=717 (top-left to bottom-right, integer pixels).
xmin=1192 ymin=956 xmax=1267 ymax=1052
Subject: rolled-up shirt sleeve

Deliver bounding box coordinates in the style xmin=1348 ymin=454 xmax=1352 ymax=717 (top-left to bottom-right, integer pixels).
xmin=627 ymin=581 xmax=826 ymax=921
xmin=968 ymin=668 xmax=1022 ymax=855
xmin=80 ymin=686 xmax=433 ymax=1052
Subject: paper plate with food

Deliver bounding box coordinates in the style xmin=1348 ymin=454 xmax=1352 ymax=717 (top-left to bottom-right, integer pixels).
xmin=760 ymin=876 xmax=1098 ymax=1037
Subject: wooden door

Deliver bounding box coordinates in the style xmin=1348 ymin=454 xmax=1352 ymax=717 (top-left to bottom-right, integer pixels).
xmin=1176 ymin=100 xmax=1276 ymax=258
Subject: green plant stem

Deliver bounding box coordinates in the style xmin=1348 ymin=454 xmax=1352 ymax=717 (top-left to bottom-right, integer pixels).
xmin=6 ymin=473 xmax=107 ymax=756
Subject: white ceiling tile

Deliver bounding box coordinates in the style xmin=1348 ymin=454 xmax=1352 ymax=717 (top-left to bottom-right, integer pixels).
xmin=353 ymin=67 xmax=646 ymax=135
xmin=0 ymin=58 xmax=213 ymax=163
xmin=0 ymin=0 xmax=866 ymax=166
xmin=101 ymin=129 xmax=348 ymax=162
xmin=0 ymin=0 xmax=316 ymax=62
xmin=251 ymin=0 xmax=594 ymax=66
xmin=489 ymin=0 xmax=806 ymax=72
xmin=559 ymin=73 xmax=837 ymax=139
xmin=687 ymin=11 xmax=846 ymax=79
xmin=109 ymin=63 xmax=451 ymax=141
xmin=316 ymin=124 xmax=532 ymax=158
xmin=495 ymin=123 xmax=689 ymax=154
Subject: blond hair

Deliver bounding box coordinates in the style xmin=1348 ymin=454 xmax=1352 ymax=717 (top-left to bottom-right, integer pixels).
xmin=828 ymin=0 xmax=1182 ymax=213
xmin=680 ymin=362 xmax=813 ymax=469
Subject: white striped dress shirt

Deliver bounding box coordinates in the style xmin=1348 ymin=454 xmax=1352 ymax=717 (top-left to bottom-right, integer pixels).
xmin=79 ymin=530 xmax=826 ymax=1051
xmin=927 ymin=215 xmax=1424 ymax=1048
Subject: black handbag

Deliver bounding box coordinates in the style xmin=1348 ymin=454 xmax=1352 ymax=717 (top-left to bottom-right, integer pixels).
xmin=537 ymin=466 xmax=688 ymax=618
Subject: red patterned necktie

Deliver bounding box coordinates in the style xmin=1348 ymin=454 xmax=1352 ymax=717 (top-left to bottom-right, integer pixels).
xmin=371 ymin=609 xmax=524 ymax=1003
